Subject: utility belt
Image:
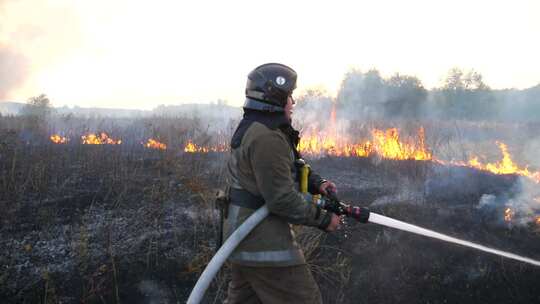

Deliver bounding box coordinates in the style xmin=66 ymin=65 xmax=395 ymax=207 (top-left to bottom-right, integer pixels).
xmin=213 ymin=187 xmax=265 ymax=250
xmin=229 ymin=188 xmax=265 ymax=210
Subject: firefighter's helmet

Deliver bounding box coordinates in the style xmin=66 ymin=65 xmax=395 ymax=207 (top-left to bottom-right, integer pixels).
xmin=244 ymin=63 xmax=297 ymax=112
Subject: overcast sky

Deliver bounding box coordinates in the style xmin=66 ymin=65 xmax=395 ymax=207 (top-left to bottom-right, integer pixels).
xmin=1 ymin=0 xmax=539 ymax=109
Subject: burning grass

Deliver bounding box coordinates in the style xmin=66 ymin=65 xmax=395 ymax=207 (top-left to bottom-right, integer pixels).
xmin=144 ymin=138 xmax=167 ymax=150
xmin=81 ymin=132 xmax=122 ymax=145
xmin=49 ymin=134 xmax=68 ymax=144
xmin=2 ymin=114 xmax=540 ymax=303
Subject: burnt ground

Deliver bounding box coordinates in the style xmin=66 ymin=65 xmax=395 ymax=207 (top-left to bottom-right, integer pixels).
xmin=1 ymin=145 xmax=540 ymax=303
xmin=309 ymin=157 xmax=540 ymax=304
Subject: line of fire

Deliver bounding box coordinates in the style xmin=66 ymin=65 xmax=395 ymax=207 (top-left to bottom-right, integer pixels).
xmin=49 ymin=125 xmax=540 ymax=185
xmin=47 ymin=122 xmax=540 ymax=228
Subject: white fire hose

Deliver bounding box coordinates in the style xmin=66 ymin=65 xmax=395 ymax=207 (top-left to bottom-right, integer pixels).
xmin=186 ymin=205 xmax=270 ymax=304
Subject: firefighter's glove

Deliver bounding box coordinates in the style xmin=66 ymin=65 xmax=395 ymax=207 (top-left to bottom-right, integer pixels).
xmin=317 ymin=209 xmax=340 ymax=232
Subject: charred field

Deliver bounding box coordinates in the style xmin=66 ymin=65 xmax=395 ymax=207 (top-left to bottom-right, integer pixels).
xmin=1 ymin=115 xmax=540 ymax=304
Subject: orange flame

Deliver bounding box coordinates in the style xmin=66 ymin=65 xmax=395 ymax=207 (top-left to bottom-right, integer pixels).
xmin=184 ymin=140 xmax=204 ymax=153
xmin=536 ymin=217 xmax=540 ymax=225
xmin=450 ymin=142 xmax=540 ymax=183
xmin=50 ymin=134 xmax=68 ymax=144
xmin=183 ymin=141 xmax=228 ymax=153
xmin=298 ymin=127 xmax=432 ymax=160
xmin=178 ymin=125 xmax=540 ymax=184
xmin=144 ymin=139 xmax=167 ymax=150
xmin=371 ymin=127 xmax=432 ymax=160
xmin=81 ymin=132 xmax=122 ymax=145
xmin=298 ymin=126 xmax=540 ymax=183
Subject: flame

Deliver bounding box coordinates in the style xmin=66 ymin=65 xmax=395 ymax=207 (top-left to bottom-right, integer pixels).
xmin=58 ymin=123 xmax=539 ymax=184
xmin=371 ymin=127 xmax=432 ymax=160
xmin=298 ymin=126 xmax=540 ymax=183
xmin=504 ymin=207 xmax=514 ymax=222
xmin=452 ymin=142 xmax=540 ymax=183
xmin=536 ymin=217 xmax=540 ymax=225
xmin=50 ymin=134 xmax=68 ymax=144
xmin=81 ymin=132 xmax=122 ymax=145
xmin=183 ymin=141 xmax=227 ymax=153
xmin=298 ymin=127 xmax=432 ymax=160
xmin=184 ymin=141 xmax=198 ymax=153
xmin=144 ymin=138 xmax=167 ymax=150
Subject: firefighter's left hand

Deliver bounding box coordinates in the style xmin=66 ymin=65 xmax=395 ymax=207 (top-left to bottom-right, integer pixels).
xmin=319 ymin=181 xmax=337 ymax=196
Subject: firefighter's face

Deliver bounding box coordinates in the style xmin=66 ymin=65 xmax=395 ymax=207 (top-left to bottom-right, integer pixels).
xmin=285 ymin=95 xmax=295 ymax=121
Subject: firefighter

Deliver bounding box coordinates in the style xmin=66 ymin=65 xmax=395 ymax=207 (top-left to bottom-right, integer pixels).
xmin=223 ymin=63 xmax=340 ymax=304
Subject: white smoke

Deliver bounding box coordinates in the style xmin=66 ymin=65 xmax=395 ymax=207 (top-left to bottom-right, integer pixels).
xmin=0 ymin=46 xmax=28 ymax=99
xmin=506 ymin=177 xmax=540 ymax=225
xmin=477 ymin=177 xmax=540 ymax=226
xmin=138 ymin=280 xmax=172 ymax=304
xmin=477 ymin=194 xmax=496 ymax=209
xmin=523 ymin=137 xmax=540 ymax=168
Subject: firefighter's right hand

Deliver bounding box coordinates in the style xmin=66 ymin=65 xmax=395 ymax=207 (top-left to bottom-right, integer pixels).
xmin=325 ymin=213 xmax=341 ymax=232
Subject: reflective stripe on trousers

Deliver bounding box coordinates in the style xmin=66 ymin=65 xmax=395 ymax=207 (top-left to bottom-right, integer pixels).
xmin=226 ymin=205 xmax=305 ymax=264
xmin=230 ymin=249 xmax=305 ymax=263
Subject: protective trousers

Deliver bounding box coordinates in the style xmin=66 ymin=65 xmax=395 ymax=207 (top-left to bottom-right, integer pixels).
xmin=224 ymin=263 xmax=323 ymax=304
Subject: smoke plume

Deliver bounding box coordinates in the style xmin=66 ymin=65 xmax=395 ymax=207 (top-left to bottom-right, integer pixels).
xmin=0 ymin=46 xmax=28 ymax=99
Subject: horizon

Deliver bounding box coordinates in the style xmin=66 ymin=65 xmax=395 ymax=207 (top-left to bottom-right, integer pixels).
xmin=2 ymin=80 xmax=540 ymax=112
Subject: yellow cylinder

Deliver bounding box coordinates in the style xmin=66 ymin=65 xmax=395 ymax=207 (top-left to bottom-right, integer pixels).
xmin=300 ymin=164 xmax=310 ymax=193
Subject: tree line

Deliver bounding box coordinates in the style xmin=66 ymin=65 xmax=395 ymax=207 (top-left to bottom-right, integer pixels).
xmin=15 ymin=68 xmax=540 ymax=123
xmin=301 ymin=68 xmax=540 ymax=122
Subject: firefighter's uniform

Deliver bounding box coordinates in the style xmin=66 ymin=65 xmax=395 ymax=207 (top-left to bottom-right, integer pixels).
xmin=223 ymin=109 xmax=331 ymax=304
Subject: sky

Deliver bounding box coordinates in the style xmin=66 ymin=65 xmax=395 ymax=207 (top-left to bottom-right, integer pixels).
xmin=0 ymin=0 xmax=539 ymax=109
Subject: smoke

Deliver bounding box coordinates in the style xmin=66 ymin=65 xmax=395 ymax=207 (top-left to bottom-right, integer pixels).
xmin=0 ymin=1 xmax=27 ymax=98
xmin=0 ymin=46 xmax=28 ymax=99
xmin=477 ymin=177 xmax=540 ymax=226
xmin=490 ymin=137 xmax=540 ymax=226
xmin=523 ymin=137 xmax=540 ymax=168
xmin=293 ymin=90 xmax=336 ymax=130
xmin=0 ymin=0 xmax=85 ymax=101
xmin=335 ymin=69 xmax=390 ymax=121
xmin=137 ymin=280 xmax=172 ymax=304
xmin=477 ymin=194 xmax=497 ymax=209
xmin=506 ymin=177 xmax=540 ymax=225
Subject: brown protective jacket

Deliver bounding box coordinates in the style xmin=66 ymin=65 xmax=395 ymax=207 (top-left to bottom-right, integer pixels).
xmin=224 ymin=115 xmax=330 ymax=267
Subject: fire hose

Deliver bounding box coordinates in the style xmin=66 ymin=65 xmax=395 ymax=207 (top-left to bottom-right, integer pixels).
xmin=186 ymin=204 xmax=270 ymax=304
xmin=186 ymin=193 xmax=369 ymax=304
xmin=186 ymin=161 xmax=370 ymax=304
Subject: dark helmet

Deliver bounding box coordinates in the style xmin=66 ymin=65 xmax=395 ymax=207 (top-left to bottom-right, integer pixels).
xmin=244 ymin=63 xmax=297 ymax=112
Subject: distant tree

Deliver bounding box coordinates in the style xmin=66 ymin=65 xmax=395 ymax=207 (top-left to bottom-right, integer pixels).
xmin=443 ymin=67 xmax=465 ymax=90
xmin=337 ymin=69 xmax=429 ymax=120
xmin=436 ymin=68 xmax=496 ymax=120
xmin=21 ymin=94 xmax=52 ymax=118
xmin=514 ymin=83 xmax=540 ymax=122
xmin=294 ymin=87 xmax=334 ymax=125
xmin=296 ymin=87 xmax=332 ymax=105
xmin=337 ymin=68 xmax=387 ymax=119
xmin=443 ymin=67 xmax=489 ymax=91
xmin=384 ymin=73 xmax=427 ymax=118
xmin=20 ymin=94 xmax=52 ymax=133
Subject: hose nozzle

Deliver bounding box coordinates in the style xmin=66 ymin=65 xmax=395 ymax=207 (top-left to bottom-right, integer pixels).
xmin=317 ymin=190 xmax=370 ymax=223
xmin=343 ymin=205 xmax=370 ymax=223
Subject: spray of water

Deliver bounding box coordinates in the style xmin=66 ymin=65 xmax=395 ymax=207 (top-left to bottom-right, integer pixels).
xmin=368 ymin=212 xmax=540 ymax=267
